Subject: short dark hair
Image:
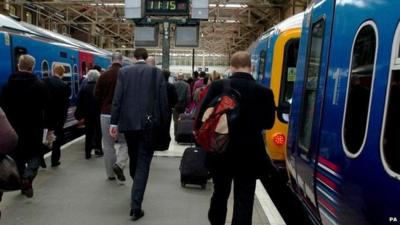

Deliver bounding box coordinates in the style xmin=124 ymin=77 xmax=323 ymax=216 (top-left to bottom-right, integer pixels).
xmin=134 ymin=48 xmax=148 ymax=60
xmin=162 ymin=69 xmax=170 ymax=81
xmin=199 ymin=71 xmax=206 ymax=78
xmin=193 ymin=71 xmax=199 ymax=78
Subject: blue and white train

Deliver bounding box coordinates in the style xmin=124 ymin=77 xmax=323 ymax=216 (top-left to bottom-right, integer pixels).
xmin=283 ymin=0 xmax=400 ymax=224
xmin=0 ymin=14 xmax=132 ymax=130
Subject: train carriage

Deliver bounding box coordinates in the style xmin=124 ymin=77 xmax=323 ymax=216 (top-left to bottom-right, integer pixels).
xmin=251 ymin=13 xmax=304 ymax=170
xmin=287 ymin=0 xmax=400 ymax=224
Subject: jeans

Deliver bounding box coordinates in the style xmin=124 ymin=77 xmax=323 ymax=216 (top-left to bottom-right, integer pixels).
xmin=124 ymin=131 xmax=154 ymax=211
xmin=100 ymin=115 xmax=129 ymax=178
xmin=15 ymin=157 xmax=41 ymax=181
xmin=208 ymin=171 xmax=256 ymax=225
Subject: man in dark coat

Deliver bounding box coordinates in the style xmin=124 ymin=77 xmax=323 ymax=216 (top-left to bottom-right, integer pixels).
xmin=43 ymin=64 xmax=70 ymax=167
xmin=75 ymin=69 xmax=102 ymax=159
xmin=110 ymin=48 xmax=169 ymax=221
xmin=195 ymin=51 xmax=276 ymax=225
xmin=0 ymin=54 xmax=48 ymax=198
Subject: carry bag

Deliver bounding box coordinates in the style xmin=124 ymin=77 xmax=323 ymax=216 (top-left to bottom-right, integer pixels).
xmin=175 ymin=113 xmax=195 ymax=144
xmin=0 ymin=155 xmax=21 ymax=192
xmin=195 ymin=80 xmax=240 ymax=153
xmin=179 ymin=147 xmax=208 ymax=189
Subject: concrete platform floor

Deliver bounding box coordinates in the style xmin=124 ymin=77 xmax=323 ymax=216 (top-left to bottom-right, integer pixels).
xmin=0 ymin=137 xmax=273 ymax=225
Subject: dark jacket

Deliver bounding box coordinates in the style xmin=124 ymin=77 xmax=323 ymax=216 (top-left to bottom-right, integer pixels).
xmin=166 ymin=82 xmax=178 ymax=112
xmin=75 ymin=81 xmax=100 ymax=122
xmin=195 ymin=72 xmax=276 ymax=176
xmin=44 ymin=76 xmax=70 ymax=129
xmin=0 ymin=72 xmax=48 ymax=159
xmin=0 ymin=107 xmax=18 ymax=155
xmin=94 ymin=63 xmax=122 ymax=114
xmin=111 ymin=61 xmax=169 ymax=132
xmin=174 ymin=80 xmax=191 ymax=108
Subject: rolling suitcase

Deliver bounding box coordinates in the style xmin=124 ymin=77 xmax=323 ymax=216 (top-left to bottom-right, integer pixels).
xmin=179 ymin=147 xmax=208 ymax=189
xmin=175 ymin=113 xmax=194 ymax=144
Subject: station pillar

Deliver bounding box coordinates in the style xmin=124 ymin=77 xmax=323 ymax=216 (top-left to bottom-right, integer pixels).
xmin=162 ymin=21 xmax=170 ymax=70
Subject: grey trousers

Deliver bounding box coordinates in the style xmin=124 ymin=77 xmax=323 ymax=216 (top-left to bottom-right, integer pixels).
xmin=100 ymin=115 xmax=129 ymax=178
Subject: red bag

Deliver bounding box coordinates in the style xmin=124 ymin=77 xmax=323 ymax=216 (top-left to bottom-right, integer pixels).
xmin=195 ymin=80 xmax=240 ymax=153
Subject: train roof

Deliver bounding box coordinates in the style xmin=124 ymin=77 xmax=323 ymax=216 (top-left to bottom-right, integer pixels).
xmin=260 ymin=12 xmax=304 ymax=40
xmin=0 ymin=14 xmax=38 ymax=34
xmin=19 ymin=21 xmax=111 ymax=56
xmin=0 ymin=14 xmax=111 ymax=57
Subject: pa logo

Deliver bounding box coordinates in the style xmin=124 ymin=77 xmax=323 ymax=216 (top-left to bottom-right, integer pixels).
xmin=389 ymin=217 xmax=398 ymax=223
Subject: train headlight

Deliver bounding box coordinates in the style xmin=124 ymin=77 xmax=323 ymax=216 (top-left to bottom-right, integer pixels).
xmin=272 ymin=133 xmax=286 ymax=146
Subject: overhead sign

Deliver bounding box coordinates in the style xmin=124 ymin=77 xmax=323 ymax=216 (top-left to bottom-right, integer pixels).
xmin=145 ymin=0 xmax=189 ymax=16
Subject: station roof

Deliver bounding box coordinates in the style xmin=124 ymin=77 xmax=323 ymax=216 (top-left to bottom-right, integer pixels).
xmin=2 ymin=0 xmax=309 ymax=55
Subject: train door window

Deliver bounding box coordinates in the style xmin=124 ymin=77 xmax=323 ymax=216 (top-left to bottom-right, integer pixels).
xmin=14 ymin=47 xmax=27 ymax=71
xmin=278 ymin=38 xmax=300 ymax=123
xmin=41 ymin=60 xmax=49 ymax=78
xmin=73 ymin=65 xmax=79 ymax=96
xmin=53 ymin=62 xmax=73 ymax=99
xmin=382 ymin=23 xmax=400 ymax=177
xmin=258 ymin=50 xmax=267 ymax=81
xmin=298 ymin=19 xmax=325 ymax=153
xmin=9 ymin=5 xmax=16 ymax=16
xmin=343 ymin=22 xmax=377 ymax=157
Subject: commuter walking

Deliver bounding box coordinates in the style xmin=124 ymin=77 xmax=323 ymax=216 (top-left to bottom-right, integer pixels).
xmin=110 ymin=48 xmax=169 ymax=221
xmin=94 ymin=52 xmax=129 ymax=181
xmin=75 ymin=69 xmax=102 ymax=159
xmin=43 ymin=64 xmax=70 ymax=167
xmin=0 ymin=54 xmax=49 ymax=198
xmin=194 ymin=51 xmax=276 ymax=225
xmin=173 ymin=72 xmax=191 ymax=134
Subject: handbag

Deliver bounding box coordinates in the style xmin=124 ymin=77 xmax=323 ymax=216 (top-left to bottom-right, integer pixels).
xmin=0 ymin=155 xmax=21 ymax=192
xmin=143 ymin=69 xmax=171 ymax=151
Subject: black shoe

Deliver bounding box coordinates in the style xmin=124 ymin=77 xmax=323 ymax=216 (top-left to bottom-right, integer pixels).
xmin=113 ymin=164 xmax=126 ymax=181
xmin=108 ymin=177 xmax=116 ymax=181
xmin=40 ymin=158 xmax=47 ymax=168
xmin=21 ymin=179 xmax=33 ymax=198
xmin=94 ymin=149 xmax=103 ymax=156
xmin=51 ymin=162 xmax=61 ymax=167
xmin=130 ymin=209 xmax=144 ymax=221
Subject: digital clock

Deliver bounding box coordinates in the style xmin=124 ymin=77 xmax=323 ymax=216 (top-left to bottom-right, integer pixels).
xmin=145 ymin=0 xmax=189 ymax=16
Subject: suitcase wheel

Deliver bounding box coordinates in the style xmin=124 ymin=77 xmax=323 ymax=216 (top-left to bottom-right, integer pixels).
xmin=181 ymin=182 xmax=186 ymax=187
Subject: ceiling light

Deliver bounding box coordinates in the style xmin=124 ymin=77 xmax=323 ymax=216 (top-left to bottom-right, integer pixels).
xmin=89 ymin=3 xmax=125 ymax=7
xmin=209 ymin=4 xmax=247 ymax=8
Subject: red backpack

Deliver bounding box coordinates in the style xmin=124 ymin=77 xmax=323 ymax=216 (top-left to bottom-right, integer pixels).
xmin=195 ymin=80 xmax=240 ymax=153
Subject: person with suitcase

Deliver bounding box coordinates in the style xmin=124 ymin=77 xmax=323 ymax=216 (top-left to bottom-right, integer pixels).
xmin=194 ymin=51 xmax=276 ymax=225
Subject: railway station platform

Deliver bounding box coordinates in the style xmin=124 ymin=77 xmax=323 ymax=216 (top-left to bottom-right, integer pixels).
xmin=0 ymin=136 xmax=286 ymax=225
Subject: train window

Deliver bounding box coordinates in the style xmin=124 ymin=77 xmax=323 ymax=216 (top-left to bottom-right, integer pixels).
xmin=278 ymin=39 xmax=300 ymax=123
xmin=382 ymin=23 xmax=400 ymax=177
xmin=298 ymin=19 xmax=325 ymax=153
xmin=343 ymin=22 xmax=377 ymax=157
xmin=41 ymin=60 xmax=49 ymax=78
xmin=14 ymin=47 xmax=27 ymax=72
xmin=258 ymin=50 xmax=267 ymax=81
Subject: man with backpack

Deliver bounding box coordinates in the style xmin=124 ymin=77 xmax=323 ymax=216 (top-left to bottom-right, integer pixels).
xmin=194 ymin=51 xmax=276 ymax=225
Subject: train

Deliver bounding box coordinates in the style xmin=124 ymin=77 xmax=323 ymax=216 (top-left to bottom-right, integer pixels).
xmin=0 ymin=14 xmax=133 ymax=132
xmin=250 ymin=12 xmax=304 ymax=170
xmin=252 ymin=0 xmax=400 ymax=224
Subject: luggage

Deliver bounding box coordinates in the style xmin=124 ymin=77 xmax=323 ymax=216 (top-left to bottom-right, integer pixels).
xmin=179 ymin=147 xmax=208 ymax=189
xmin=175 ymin=113 xmax=194 ymax=144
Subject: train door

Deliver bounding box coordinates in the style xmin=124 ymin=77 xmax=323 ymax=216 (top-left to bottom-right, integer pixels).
xmin=0 ymin=32 xmax=13 ymax=87
xmin=79 ymin=51 xmax=93 ymax=78
xmin=287 ymin=0 xmax=336 ymax=223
